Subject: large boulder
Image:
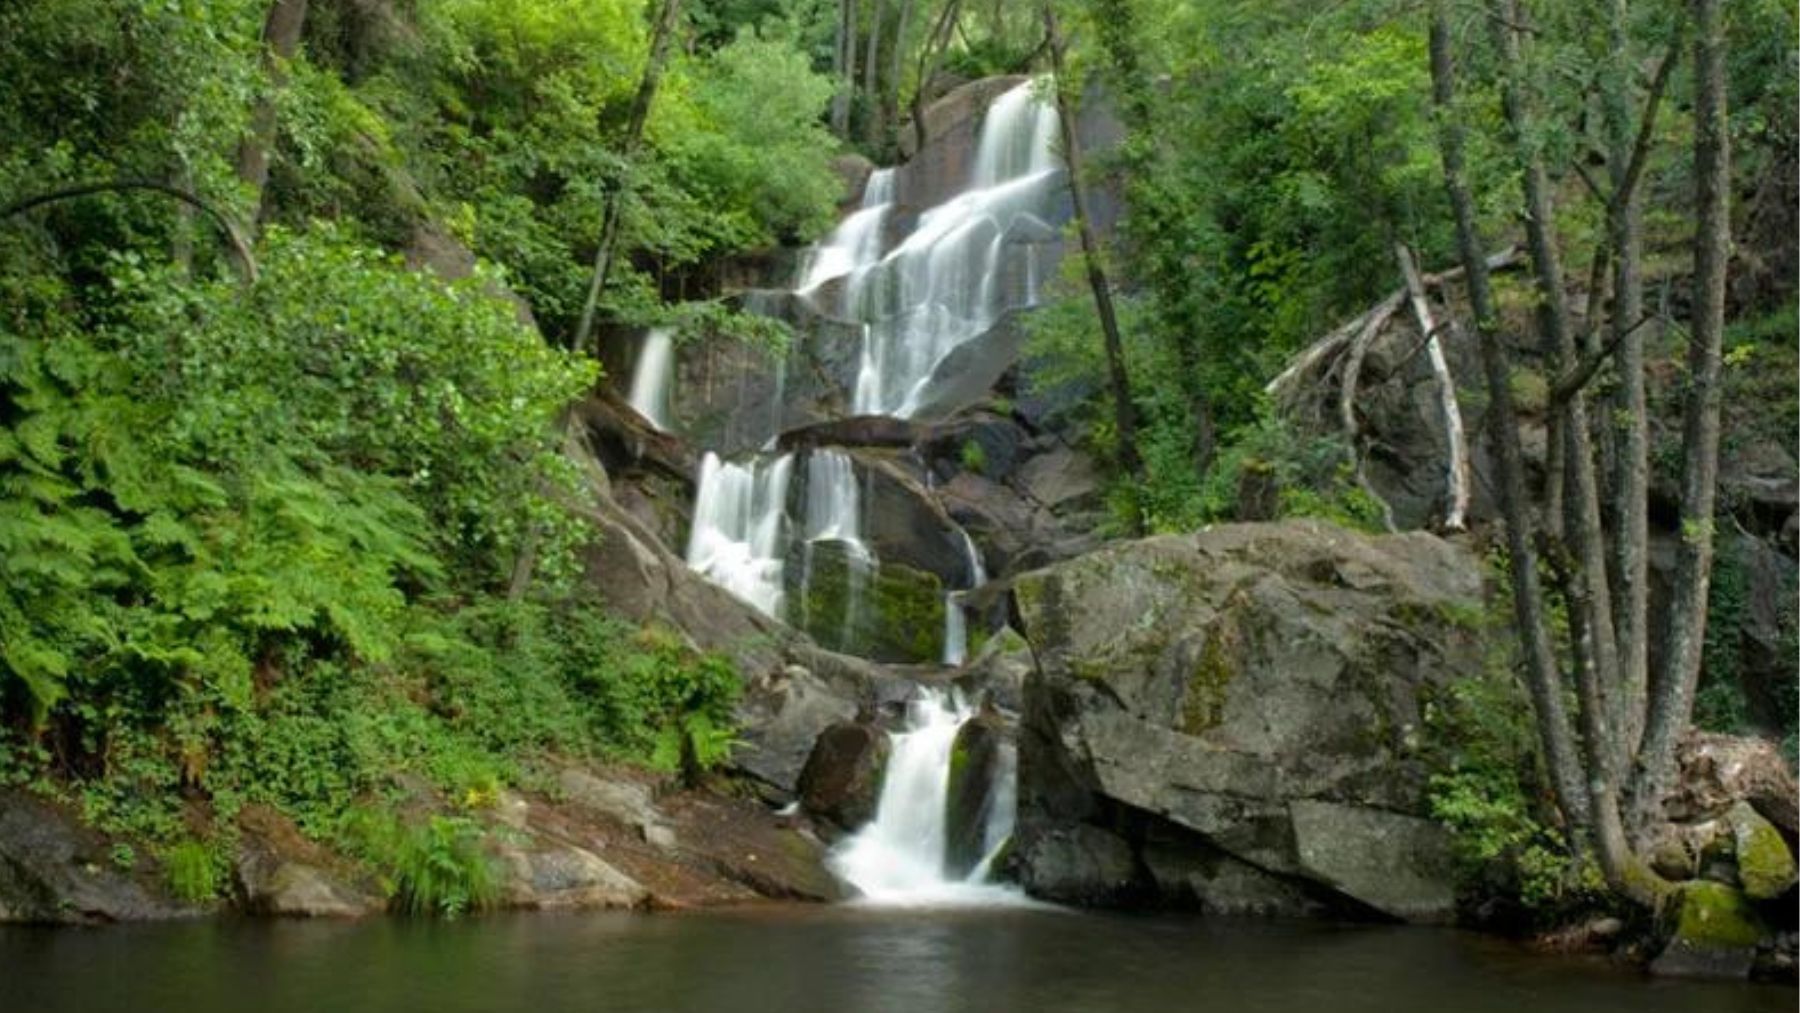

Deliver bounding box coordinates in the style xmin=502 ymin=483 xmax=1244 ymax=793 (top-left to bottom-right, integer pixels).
xmin=1651 ymin=880 xmax=1766 ymax=979
xmin=1010 ymin=520 xmax=1481 ymax=922
xmin=943 ymin=708 xmax=1009 ymax=879
xmin=784 ymin=538 xmax=947 ymax=664
xmin=797 ymin=719 xmax=892 ymax=832
xmin=0 ymin=791 xmax=189 ymax=923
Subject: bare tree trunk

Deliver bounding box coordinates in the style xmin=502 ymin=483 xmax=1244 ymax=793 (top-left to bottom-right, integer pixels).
xmin=833 ymin=0 xmax=859 ymax=138
xmin=910 ymin=0 xmax=964 ymax=155
xmin=1045 ymin=4 xmax=1142 ymax=515
xmin=1490 ymin=0 xmax=1623 ymax=785
xmin=237 ymin=0 xmax=309 ymax=229
xmin=1603 ymin=13 xmax=1682 ymax=765
xmin=886 ymin=0 xmax=915 ymax=143
xmin=1629 ymin=0 xmax=1729 ymax=839
xmin=862 ymin=0 xmax=886 ymax=145
xmin=1428 ymin=1 xmax=1591 ymax=839
xmin=572 ymin=0 xmax=683 ymax=356
xmin=1397 ymin=244 xmax=1472 ymax=531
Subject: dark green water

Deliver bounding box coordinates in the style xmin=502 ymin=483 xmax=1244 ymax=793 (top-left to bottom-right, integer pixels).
xmin=0 ymin=907 xmax=1790 ymax=1013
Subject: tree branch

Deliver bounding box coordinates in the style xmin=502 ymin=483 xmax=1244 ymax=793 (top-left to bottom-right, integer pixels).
xmin=3 ymin=179 xmax=257 ymax=282
xmin=1552 ymin=314 xmax=1656 ymax=405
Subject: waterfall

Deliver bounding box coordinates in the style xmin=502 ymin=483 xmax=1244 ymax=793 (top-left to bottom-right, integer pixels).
xmin=829 ymin=689 xmax=1023 ymax=906
xmin=843 ymin=80 xmax=1061 ymax=418
xmin=684 ymin=452 xmax=794 ymax=616
xmin=797 ymin=449 xmax=872 ymax=643
xmin=626 ymin=327 xmax=676 ymax=431
xmin=942 ymin=528 xmax=989 ymax=666
xmin=676 ymin=81 xmax=1059 ymax=904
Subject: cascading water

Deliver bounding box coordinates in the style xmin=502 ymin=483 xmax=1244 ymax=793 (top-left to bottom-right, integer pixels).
xmin=676 ymin=80 xmax=1062 ymax=903
xmin=626 ymin=326 xmax=676 ymax=431
xmin=684 ymin=452 xmax=794 ymax=616
xmin=942 ymin=529 xmax=989 ymax=666
xmin=829 ymin=688 xmax=1023 ymax=906
xmin=795 ymin=449 xmax=872 ymax=642
xmin=831 ymin=81 xmax=1062 ymax=417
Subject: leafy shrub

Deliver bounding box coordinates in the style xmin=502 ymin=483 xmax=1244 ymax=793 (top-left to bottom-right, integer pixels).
xmin=349 ymin=812 xmax=499 ymax=917
xmin=164 ymin=839 xmax=222 ymax=903
xmin=1423 ymin=550 xmax=1607 ymax=925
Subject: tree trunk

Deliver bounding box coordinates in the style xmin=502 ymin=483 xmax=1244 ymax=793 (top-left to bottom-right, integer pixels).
xmin=572 ymin=0 xmax=683 ymax=356
xmin=862 ymin=0 xmax=886 ymax=145
xmin=910 ymin=0 xmax=964 ymax=155
xmin=1428 ymin=1 xmax=1591 ymax=839
xmin=237 ymin=0 xmax=309 ymax=229
xmin=1628 ymin=0 xmax=1729 ymax=839
xmin=886 ymin=0 xmax=915 ymax=144
xmin=833 ymin=0 xmax=859 ymax=138
xmin=1045 ymin=4 xmax=1143 ymax=513
xmin=1489 ymin=0 xmax=1623 ymax=784
xmin=1603 ymin=13 xmax=1682 ymax=765
xmin=1397 ymin=243 xmax=1472 ymax=531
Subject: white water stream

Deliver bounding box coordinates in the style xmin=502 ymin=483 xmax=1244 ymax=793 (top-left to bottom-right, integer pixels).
xmin=626 ymin=326 xmax=675 ymax=431
xmin=679 ymin=80 xmax=1058 ymax=904
xmin=829 ymin=688 xmax=1023 ymax=906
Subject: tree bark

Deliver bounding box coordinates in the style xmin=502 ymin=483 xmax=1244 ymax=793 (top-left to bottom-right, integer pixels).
xmin=1490 ymin=0 xmax=1623 ymax=787
xmin=886 ymin=0 xmax=915 ymax=144
xmin=910 ymin=0 xmax=964 ymax=155
xmin=237 ymin=0 xmax=309 ymax=229
xmin=1628 ymin=0 xmax=1729 ymax=839
xmin=1428 ymin=1 xmax=1591 ymax=839
xmin=1045 ymin=4 xmax=1143 ymax=513
xmin=1397 ymin=243 xmax=1472 ymax=531
xmin=833 ymin=0 xmax=859 ymax=138
xmin=571 ymin=0 xmax=683 ymax=356
xmin=862 ymin=0 xmax=886 ymax=145
xmin=1604 ymin=16 xmax=1681 ymax=765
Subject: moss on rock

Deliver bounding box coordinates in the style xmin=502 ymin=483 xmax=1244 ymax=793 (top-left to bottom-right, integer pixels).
xmin=1728 ymin=802 xmax=1797 ymax=901
xmin=1670 ymin=880 xmax=1764 ymax=949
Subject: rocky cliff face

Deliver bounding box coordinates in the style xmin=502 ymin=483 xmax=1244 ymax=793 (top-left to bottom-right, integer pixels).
xmin=1008 ymin=521 xmax=1483 ymax=923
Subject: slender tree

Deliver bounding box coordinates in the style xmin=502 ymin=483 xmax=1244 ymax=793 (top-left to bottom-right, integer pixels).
xmin=237 ymin=0 xmax=309 ymax=229
xmin=1044 ymin=2 xmax=1143 ymax=516
xmin=1426 ymin=0 xmax=1593 ymax=847
xmin=1627 ymin=0 xmax=1730 ymax=838
xmin=572 ymin=0 xmax=684 ymax=356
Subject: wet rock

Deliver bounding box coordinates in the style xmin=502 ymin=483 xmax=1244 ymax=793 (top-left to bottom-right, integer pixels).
xmin=0 ymin=791 xmax=188 ymax=924
xmin=954 ymin=626 xmax=1033 ymax=712
xmin=943 ymin=708 xmax=1008 ymax=879
xmin=1011 ymin=521 xmax=1482 ymax=922
xmin=783 ymin=538 xmax=947 ymax=664
xmin=732 ymin=658 xmax=864 ymax=795
xmin=1726 ymin=801 xmax=1797 ymax=901
xmin=796 ymin=720 xmax=892 ymax=832
xmin=1013 ymin=823 xmax=1139 ymax=906
xmin=1140 ymin=830 xmax=1327 ymax=918
xmin=1288 ymin=800 xmax=1455 ymax=922
xmin=498 ymin=843 xmax=649 ymax=911
xmin=235 ymin=806 xmax=377 ymax=918
xmin=1650 ymin=880 xmax=1765 ymax=979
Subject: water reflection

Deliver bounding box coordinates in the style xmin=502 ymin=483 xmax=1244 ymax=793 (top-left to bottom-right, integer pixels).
xmin=0 ymin=907 xmax=1789 ymax=1013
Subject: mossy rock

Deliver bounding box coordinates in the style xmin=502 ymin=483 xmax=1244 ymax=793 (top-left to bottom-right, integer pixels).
xmin=1651 ymin=881 xmax=1765 ymax=979
xmin=1727 ymin=802 xmax=1797 ymax=901
xmin=785 ymin=539 xmax=945 ymax=663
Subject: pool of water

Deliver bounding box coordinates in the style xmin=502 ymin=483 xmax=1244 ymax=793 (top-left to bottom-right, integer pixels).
xmin=0 ymin=906 xmax=1789 ymax=1013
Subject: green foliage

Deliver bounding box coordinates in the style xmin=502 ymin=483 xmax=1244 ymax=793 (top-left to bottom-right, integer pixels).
xmin=959 ymin=440 xmax=988 ymax=475
xmin=1192 ymin=414 xmax=1387 ymax=532
xmin=1424 ymin=550 xmax=1606 ymax=923
xmin=163 ymin=839 xmax=223 ymax=904
xmin=348 ymin=811 xmax=499 ymax=917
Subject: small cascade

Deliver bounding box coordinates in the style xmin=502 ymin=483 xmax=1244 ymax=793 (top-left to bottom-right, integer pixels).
xmin=830 ymin=689 xmax=1022 ymax=905
xmin=626 ymin=327 xmax=676 ymax=431
xmin=796 ymin=449 xmax=873 ymax=643
xmin=684 ymin=452 xmax=794 ymax=616
xmin=798 ymin=168 xmax=895 ymax=294
xmin=942 ymin=529 xmax=989 ymax=666
xmin=843 ymin=80 xmax=1061 ymax=417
